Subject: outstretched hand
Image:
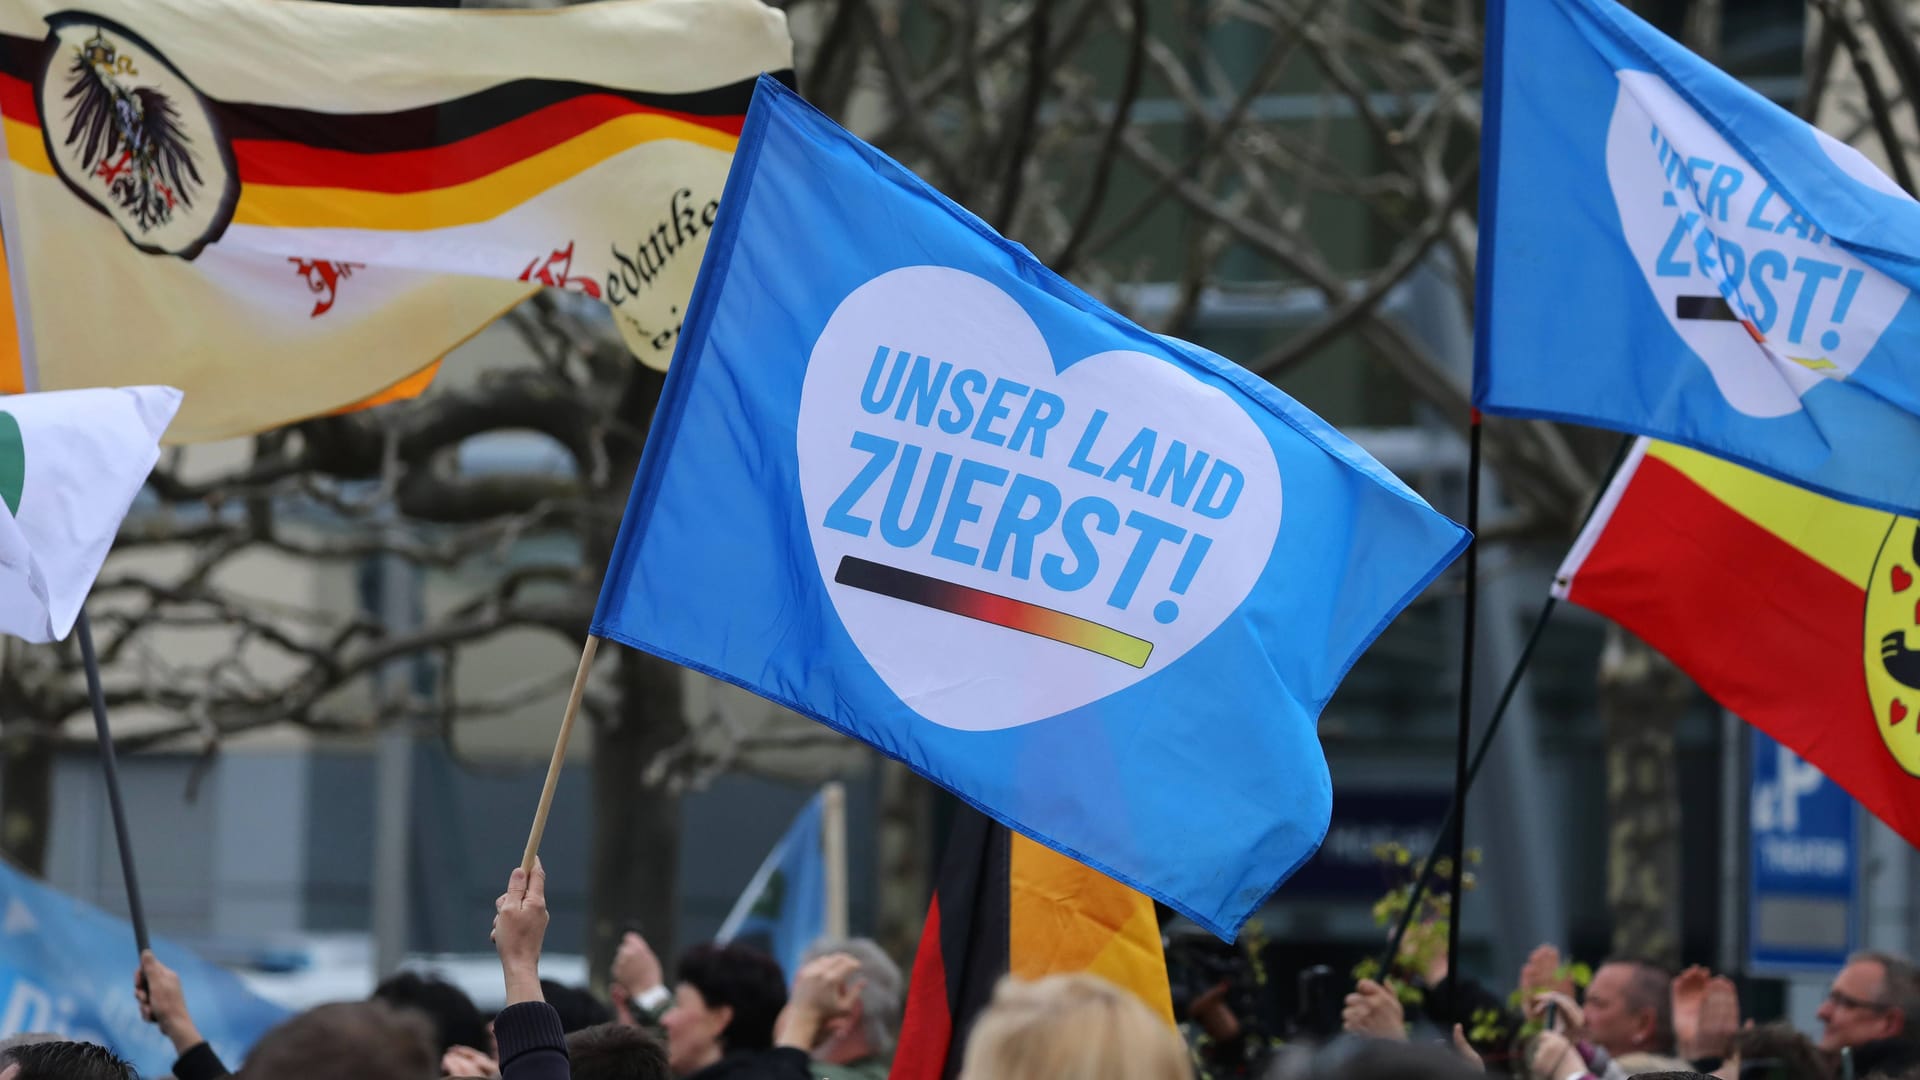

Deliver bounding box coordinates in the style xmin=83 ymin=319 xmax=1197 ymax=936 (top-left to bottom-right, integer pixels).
xmin=136 ymin=950 xmax=204 ymax=1053
xmin=1520 ymin=944 xmax=1576 ymax=1002
xmin=612 ymin=931 xmax=664 ymax=998
xmin=777 ymin=953 xmax=866 ymax=1051
xmin=443 ymin=1044 xmax=502 ymax=1078
xmin=1695 ymin=975 xmax=1741 ymax=1061
xmin=492 ymin=860 xmax=549 ymax=1006
xmin=1530 ymin=1031 xmax=1587 ymax=1080
xmin=1342 ymin=978 xmax=1407 ymax=1041
xmin=1527 ymin=990 xmax=1584 ymax=1036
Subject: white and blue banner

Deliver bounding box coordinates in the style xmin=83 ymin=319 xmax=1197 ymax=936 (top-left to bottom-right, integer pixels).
xmin=1476 ymin=0 xmax=1920 ymax=516
xmin=715 ymin=791 xmax=826 ymax=980
xmin=0 ymin=858 xmax=287 ymax=1076
xmin=593 ymin=77 xmax=1469 ymax=938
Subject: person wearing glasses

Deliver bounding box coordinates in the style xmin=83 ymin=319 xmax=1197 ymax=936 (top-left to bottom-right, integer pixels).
xmin=1815 ymin=951 xmax=1920 ymax=1055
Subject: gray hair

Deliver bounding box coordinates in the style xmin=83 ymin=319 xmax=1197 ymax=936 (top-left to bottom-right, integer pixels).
xmin=1851 ymin=950 xmax=1920 ymax=1030
xmin=804 ymin=937 xmax=904 ymax=1056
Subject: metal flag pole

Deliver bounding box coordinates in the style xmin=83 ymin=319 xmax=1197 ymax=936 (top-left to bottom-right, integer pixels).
xmin=521 ymin=636 xmax=601 ymax=874
xmin=75 ymin=609 xmax=149 ymax=953
xmin=1442 ymin=413 xmax=1482 ymax=988
xmin=1380 ymin=595 xmax=1558 ymax=976
xmin=1381 ymin=432 xmax=1639 ymax=977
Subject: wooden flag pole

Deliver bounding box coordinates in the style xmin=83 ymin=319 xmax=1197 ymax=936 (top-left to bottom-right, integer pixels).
xmin=822 ymin=781 xmax=849 ymax=941
xmin=75 ymin=609 xmax=150 ymax=955
xmin=521 ymin=636 xmax=600 ymax=875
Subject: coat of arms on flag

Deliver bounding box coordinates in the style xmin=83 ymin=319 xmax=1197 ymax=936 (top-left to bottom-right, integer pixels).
xmin=0 ymin=0 xmax=792 ymax=442
xmin=1557 ymin=438 xmax=1920 ymax=850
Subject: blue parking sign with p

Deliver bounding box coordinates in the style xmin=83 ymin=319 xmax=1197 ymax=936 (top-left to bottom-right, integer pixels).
xmin=1747 ymin=730 xmax=1860 ymax=975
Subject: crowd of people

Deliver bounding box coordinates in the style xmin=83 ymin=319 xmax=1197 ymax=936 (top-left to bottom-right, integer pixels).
xmin=1310 ymin=946 xmax=1920 ymax=1080
xmin=2 ymin=861 xmax=1916 ymax=1080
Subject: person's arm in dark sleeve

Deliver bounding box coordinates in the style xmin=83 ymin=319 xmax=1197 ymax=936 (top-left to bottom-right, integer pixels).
xmin=761 ymin=1046 xmax=818 ymax=1079
xmin=138 ymin=951 xmax=232 ymax=1077
xmin=491 ymin=860 xmax=569 ymax=1080
xmin=495 ymin=1001 xmax=571 ymax=1080
xmin=170 ymin=1041 xmax=232 ymax=1080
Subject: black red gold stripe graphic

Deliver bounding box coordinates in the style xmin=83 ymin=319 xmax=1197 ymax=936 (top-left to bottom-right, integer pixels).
xmin=0 ymin=31 xmax=789 ymax=230
xmin=833 ymin=556 xmax=1153 ymax=668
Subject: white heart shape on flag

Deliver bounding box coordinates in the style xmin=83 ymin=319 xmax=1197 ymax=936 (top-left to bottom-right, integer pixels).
xmin=797 ymin=266 xmax=1282 ymax=731
xmin=1605 ymin=71 xmax=1910 ymax=418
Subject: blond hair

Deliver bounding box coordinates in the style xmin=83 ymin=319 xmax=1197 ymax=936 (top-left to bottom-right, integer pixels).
xmin=957 ymin=973 xmax=1192 ymax=1080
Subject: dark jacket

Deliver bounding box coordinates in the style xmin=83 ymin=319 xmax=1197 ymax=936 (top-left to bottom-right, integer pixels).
xmin=1847 ymin=1036 xmax=1920 ymax=1080
xmin=496 ymin=1001 xmax=571 ymax=1080
xmin=172 ymin=1042 xmax=231 ymax=1080
xmin=686 ymin=1047 xmax=816 ymax=1080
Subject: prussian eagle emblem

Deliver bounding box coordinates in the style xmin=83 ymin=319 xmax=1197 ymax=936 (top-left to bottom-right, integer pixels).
xmin=62 ymin=28 xmax=200 ymax=230
xmin=35 ymin=15 xmax=237 ymax=259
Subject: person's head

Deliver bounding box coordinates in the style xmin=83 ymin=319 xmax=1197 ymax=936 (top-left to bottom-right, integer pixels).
xmin=371 ymin=970 xmax=491 ymax=1055
xmin=567 ymin=1022 xmax=671 ymax=1080
xmin=1731 ymin=1021 xmax=1834 ymax=1080
xmin=541 ymin=978 xmax=614 ymax=1034
xmin=661 ymin=942 xmax=788 ymax=1076
xmin=0 ymin=1034 xmax=58 ymax=1076
xmin=1585 ymin=959 xmax=1675 ymax=1057
xmin=1818 ymin=951 xmax=1920 ymax=1051
xmin=799 ymin=937 xmax=904 ymax=1065
xmin=957 ymin=972 xmax=1192 ymax=1080
xmin=0 ymin=1039 xmax=135 ymax=1080
xmin=237 ymin=1001 xmax=438 ymax=1080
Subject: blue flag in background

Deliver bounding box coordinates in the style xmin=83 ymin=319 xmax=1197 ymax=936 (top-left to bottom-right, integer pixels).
xmin=0 ymin=859 xmax=287 ymax=1077
xmin=715 ymin=792 xmax=826 ymax=980
xmin=1477 ymin=0 xmax=1920 ymax=516
xmin=592 ymin=76 xmax=1469 ymax=938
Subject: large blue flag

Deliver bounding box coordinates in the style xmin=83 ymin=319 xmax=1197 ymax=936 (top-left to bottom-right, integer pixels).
xmin=1476 ymin=0 xmax=1920 ymax=516
xmin=0 ymin=859 xmax=288 ymax=1077
xmin=593 ymin=76 xmax=1469 ymax=938
xmin=715 ymin=790 xmax=826 ymax=979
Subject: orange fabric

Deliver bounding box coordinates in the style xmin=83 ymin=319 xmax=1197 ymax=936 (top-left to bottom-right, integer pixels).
xmin=0 ymin=225 xmax=20 ymax=394
xmin=330 ymin=361 xmax=441 ymax=414
xmin=1007 ymin=833 xmax=1174 ymax=1025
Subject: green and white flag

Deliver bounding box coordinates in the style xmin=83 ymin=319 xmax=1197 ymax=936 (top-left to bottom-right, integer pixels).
xmin=0 ymin=386 xmax=182 ymax=643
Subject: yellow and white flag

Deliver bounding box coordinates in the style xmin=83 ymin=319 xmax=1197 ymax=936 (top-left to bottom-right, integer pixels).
xmin=0 ymin=0 xmax=791 ymax=442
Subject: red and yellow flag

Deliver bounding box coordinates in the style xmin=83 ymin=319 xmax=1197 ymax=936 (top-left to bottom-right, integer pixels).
xmin=0 ymin=0 xmax=790 ymax=442
xmin=892 ymin=809 xmax=1172 ymax=1080
xmin=1557 ymin=438 xmax=1920 ymax=846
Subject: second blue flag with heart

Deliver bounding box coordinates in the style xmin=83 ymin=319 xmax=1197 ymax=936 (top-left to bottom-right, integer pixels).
xmin=593 ymin=77 xmax=1469 ymax=938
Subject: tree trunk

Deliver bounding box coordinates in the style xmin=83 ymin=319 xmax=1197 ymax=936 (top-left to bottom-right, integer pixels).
xmin=1597 ymin=625 xmax=1691 ymax=967
xmin=1 ymin=722 xmax=52 ymax=875
xmin=584 ymin=361 xmax=683 ymax=989
xmin=587 ymin=649 xmax=687 ymax=990
xmin=874 ymin=759 xmax=932 ymax=966
xmin=1682 ymin=0 xmax=1724 ymax=63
